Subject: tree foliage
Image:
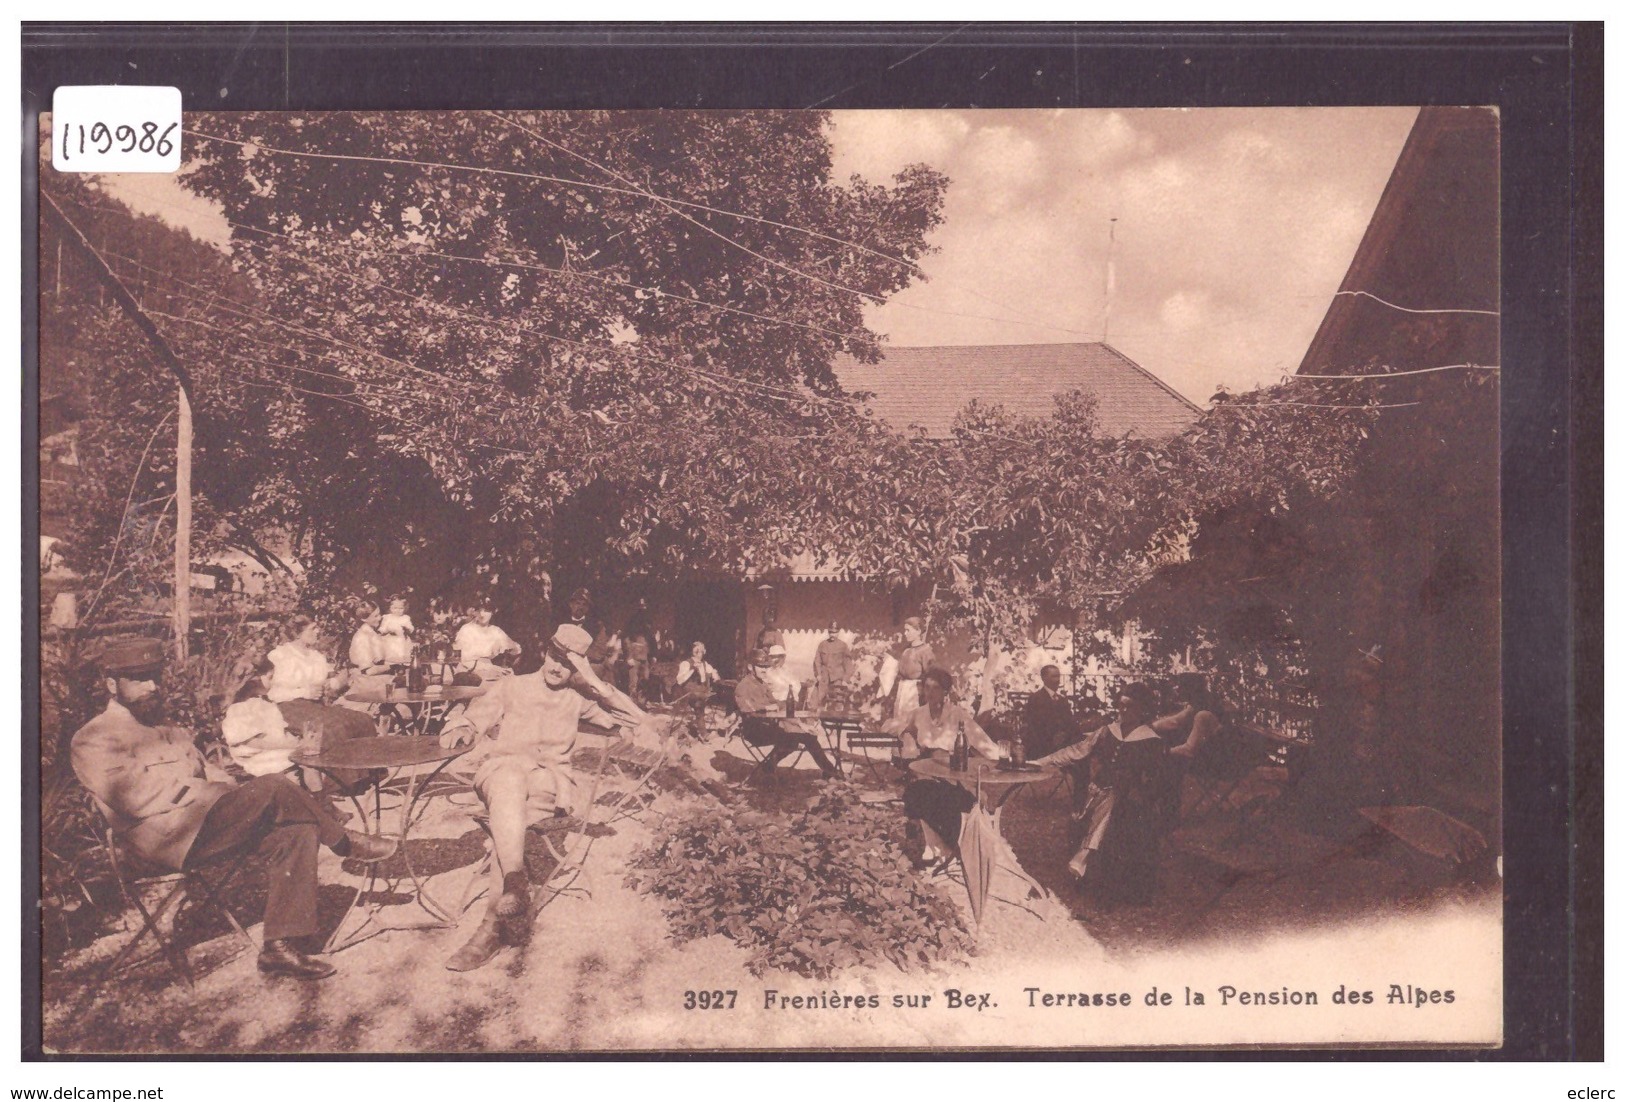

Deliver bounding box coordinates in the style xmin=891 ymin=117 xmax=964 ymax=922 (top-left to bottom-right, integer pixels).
xmin=46 ymin=111 xmax=1391 ymax=672
xmin=175 ymin=110 xmax=948 ymax=615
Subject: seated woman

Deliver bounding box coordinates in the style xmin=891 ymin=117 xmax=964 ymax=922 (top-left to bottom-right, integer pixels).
xmin=896 ymin=667 xmax=1007 ymax=867
xmin=263 ymin=614 xmax=380 ymax=792
xmin=454 ymin=601 xmax=522 ymax=682
xmin=347 ymin=600 xmax=394 ymax=697
xmin=1032 ymin=682 xmax=1172 ymax=904
xmin=672 ymin=640 xmax=721 ymax=731
xmin=1153 ymin=673 xmax=1233 ymax=760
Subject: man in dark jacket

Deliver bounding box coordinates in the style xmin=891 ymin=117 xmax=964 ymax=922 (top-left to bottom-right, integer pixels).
xmin=1021 ymin=664 xmax=1078 ymax=759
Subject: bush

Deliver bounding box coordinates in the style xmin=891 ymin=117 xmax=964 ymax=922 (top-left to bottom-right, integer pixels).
xmin=627 ymin=783 xmax=972 ymax=977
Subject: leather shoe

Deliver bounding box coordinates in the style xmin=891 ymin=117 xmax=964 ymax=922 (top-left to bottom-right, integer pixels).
xmin=257 ymin=939 xmax=336 ymax=981
xmin=343 ymin=831 xmax=398 ymax=863
xmin=494 ymin=871 xmax=530 ymax=919
xmin=445 ymin=915 xmax=504 ymax=972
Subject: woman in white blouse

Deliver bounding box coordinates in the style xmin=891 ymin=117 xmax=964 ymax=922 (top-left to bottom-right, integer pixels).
xmin=896 ymin=667 xmax=1005 ymax=762
xmin=347 ymin=601 xmax=393 ymax=696
xmin=454 ymin=602 xmax=521 ymax=682
xmin=897 ymin=667 xmax=1006 ymax=868
xmin=263 ymin=614 xmax=379 ymax=790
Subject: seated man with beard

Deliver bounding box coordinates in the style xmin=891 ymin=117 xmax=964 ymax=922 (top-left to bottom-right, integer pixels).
xmin=71 ymin=638 xmax=396 ymax=981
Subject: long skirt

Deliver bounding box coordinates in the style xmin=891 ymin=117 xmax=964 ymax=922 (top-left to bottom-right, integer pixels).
xmin=1071 ymin=785 xmax=1163 ymax=903
xmin=903 ymin=779 xmax=976 ymax=856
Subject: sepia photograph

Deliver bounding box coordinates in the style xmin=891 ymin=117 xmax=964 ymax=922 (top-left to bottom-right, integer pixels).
xmin=33 ymin=100 xmax=1505 ymax=1054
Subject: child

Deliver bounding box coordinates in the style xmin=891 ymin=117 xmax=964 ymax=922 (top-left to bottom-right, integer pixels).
xmin=221 ymin=677 xmax=319 ymax=790
xmin=378 ymin=596 xmax=416 ymax=667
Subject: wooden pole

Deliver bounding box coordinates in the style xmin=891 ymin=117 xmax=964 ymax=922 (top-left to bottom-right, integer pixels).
xmin=41 ymin=193 xmax=205 ymax=663
xmin=174 ymin=388 xmax=193 ymax=662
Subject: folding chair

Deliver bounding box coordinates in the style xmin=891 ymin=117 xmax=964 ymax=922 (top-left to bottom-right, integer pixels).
xmin=87 ymin=811 xmax=256 ymax=990
xmin=1181 ymin=724 xmax=1276 ymax=820
xmin=732 ymin=714 xmax=813 ymax=781
xmin=845 ymin=727 xmax=903 ymax=784
xmin=458 ymin=729 xmax=674 ymax=919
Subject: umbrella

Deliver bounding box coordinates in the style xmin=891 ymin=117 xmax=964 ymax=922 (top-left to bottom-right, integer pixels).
xmin=956 ymin=799 xmax=999 ymax=930
xmin=956 ymin=797 xmax=1047 ymax=930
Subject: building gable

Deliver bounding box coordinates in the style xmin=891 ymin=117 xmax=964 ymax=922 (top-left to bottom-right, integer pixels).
xmin=834 ymin=342 xmax=1200 ymax=440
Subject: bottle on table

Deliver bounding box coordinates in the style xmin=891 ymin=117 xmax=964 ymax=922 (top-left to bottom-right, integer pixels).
xmin=1011 ymin=728 xmax=1026 ymax=768
xmin=785 ymin=688 xmax=796 ymax=718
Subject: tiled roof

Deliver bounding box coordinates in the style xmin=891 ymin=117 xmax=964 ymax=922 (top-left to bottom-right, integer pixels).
xmin=833 ymin=343 xmax=1201 ymax=439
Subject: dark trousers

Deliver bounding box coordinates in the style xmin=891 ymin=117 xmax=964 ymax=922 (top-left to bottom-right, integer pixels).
xmin=743 ymin=719 xmax=840 ymax=777
xmin=185 ymin=776 xmax=348 ymax=943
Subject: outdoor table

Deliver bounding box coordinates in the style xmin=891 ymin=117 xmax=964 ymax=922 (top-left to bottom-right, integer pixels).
xmin=811 ymin=710 xmax=866 ymax=775
xmin=908 ymin=755 xmax=1059 ymax=811
xmin=908 ymin=756 xmax=1057 ymax=930
xmin=344 ymin=684 xmax=485 ymax=737
xmin=734 ymin=709 xmax=838 ymax=778
xmin=292 ymin=735 xmax=469 ymax=953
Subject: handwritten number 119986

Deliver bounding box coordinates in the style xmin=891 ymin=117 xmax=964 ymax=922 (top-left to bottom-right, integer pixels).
xmin=61 ymin=121 xmax=178 ymax=161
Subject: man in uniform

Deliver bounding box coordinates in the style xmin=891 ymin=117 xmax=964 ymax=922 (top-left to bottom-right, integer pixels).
xmin=734 ymin=648 xmax=841 ymax=783
xmin=438 ymin=623 xmax=664 ymax=971
xmin=70 ymin=638 xmax=396 ymax=981
xmin=812 ymin=620 xmax=851 ymax=708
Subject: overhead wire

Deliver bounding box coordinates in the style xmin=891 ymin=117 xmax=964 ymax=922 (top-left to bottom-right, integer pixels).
xmin=52 ymin=183 xmax=1489 ymax=456
xmin=1291 ymin=362 xmax=1499 ymax=380
xmin=486 ymin=112 xmax=887 ymax=304
xmin=1333 ymin=290 xmax=1499 ymax=317
xmin=75 ymin=189 xmax=870 ymax=418
xmin=188 ymin=123 xmax=1099 ymax=340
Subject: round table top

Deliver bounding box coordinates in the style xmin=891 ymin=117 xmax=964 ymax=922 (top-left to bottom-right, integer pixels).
xmin=345 ymin=685 xmax=486 ymax=706
xmin=909 ymin=756 xmax=1057 ymax=787
xmin=811 ymin=710 xmax=867 ymax=724
xmin=292 ymin=735 xmax=467 ymax=771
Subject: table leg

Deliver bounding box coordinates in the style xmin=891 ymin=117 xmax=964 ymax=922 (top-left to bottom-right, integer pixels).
xmin=389 ymin=756 xmax=462 ymax=924
xmin=320 ymin=756 xmax=463 ymax=952
xmin=819 ymin=721 xmax=849 ymax=779
xmin=321 ymin=783 xmax=383 ymax=953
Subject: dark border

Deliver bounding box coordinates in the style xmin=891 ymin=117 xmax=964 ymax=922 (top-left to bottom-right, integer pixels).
xmin=19 ymin=21 xmax=1601 ymax=1062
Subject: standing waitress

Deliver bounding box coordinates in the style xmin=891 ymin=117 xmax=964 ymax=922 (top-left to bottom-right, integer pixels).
xmin=887 ymin=616 xmax=936 ymax=724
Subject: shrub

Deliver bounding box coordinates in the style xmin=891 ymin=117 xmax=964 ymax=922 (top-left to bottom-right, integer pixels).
xmin=627 ymin=783 xmax=972 ymax=977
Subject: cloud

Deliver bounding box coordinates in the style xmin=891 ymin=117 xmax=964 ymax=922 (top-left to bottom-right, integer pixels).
xmin=828 ymin=111 xmax=970 ymax=183
xmin=835 ymin=107 xmax=1418 ymax=401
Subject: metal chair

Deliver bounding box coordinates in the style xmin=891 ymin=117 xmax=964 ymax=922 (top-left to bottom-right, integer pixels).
xmin=845 ymin=727 xmax=904 ymax=784
xmin=1179 ymin=723 xmax=1278 ymax=820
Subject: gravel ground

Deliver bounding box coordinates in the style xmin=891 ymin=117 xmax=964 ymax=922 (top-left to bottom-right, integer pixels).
xmin=40 ymin=737 xmax=1500 ymax=1053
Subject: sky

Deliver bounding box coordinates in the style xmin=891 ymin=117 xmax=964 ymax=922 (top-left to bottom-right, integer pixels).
xmin=99 ymin=106 xmax=1418 ymax=409
xmin=828 ymin=107 xmax=1418 ymax=404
